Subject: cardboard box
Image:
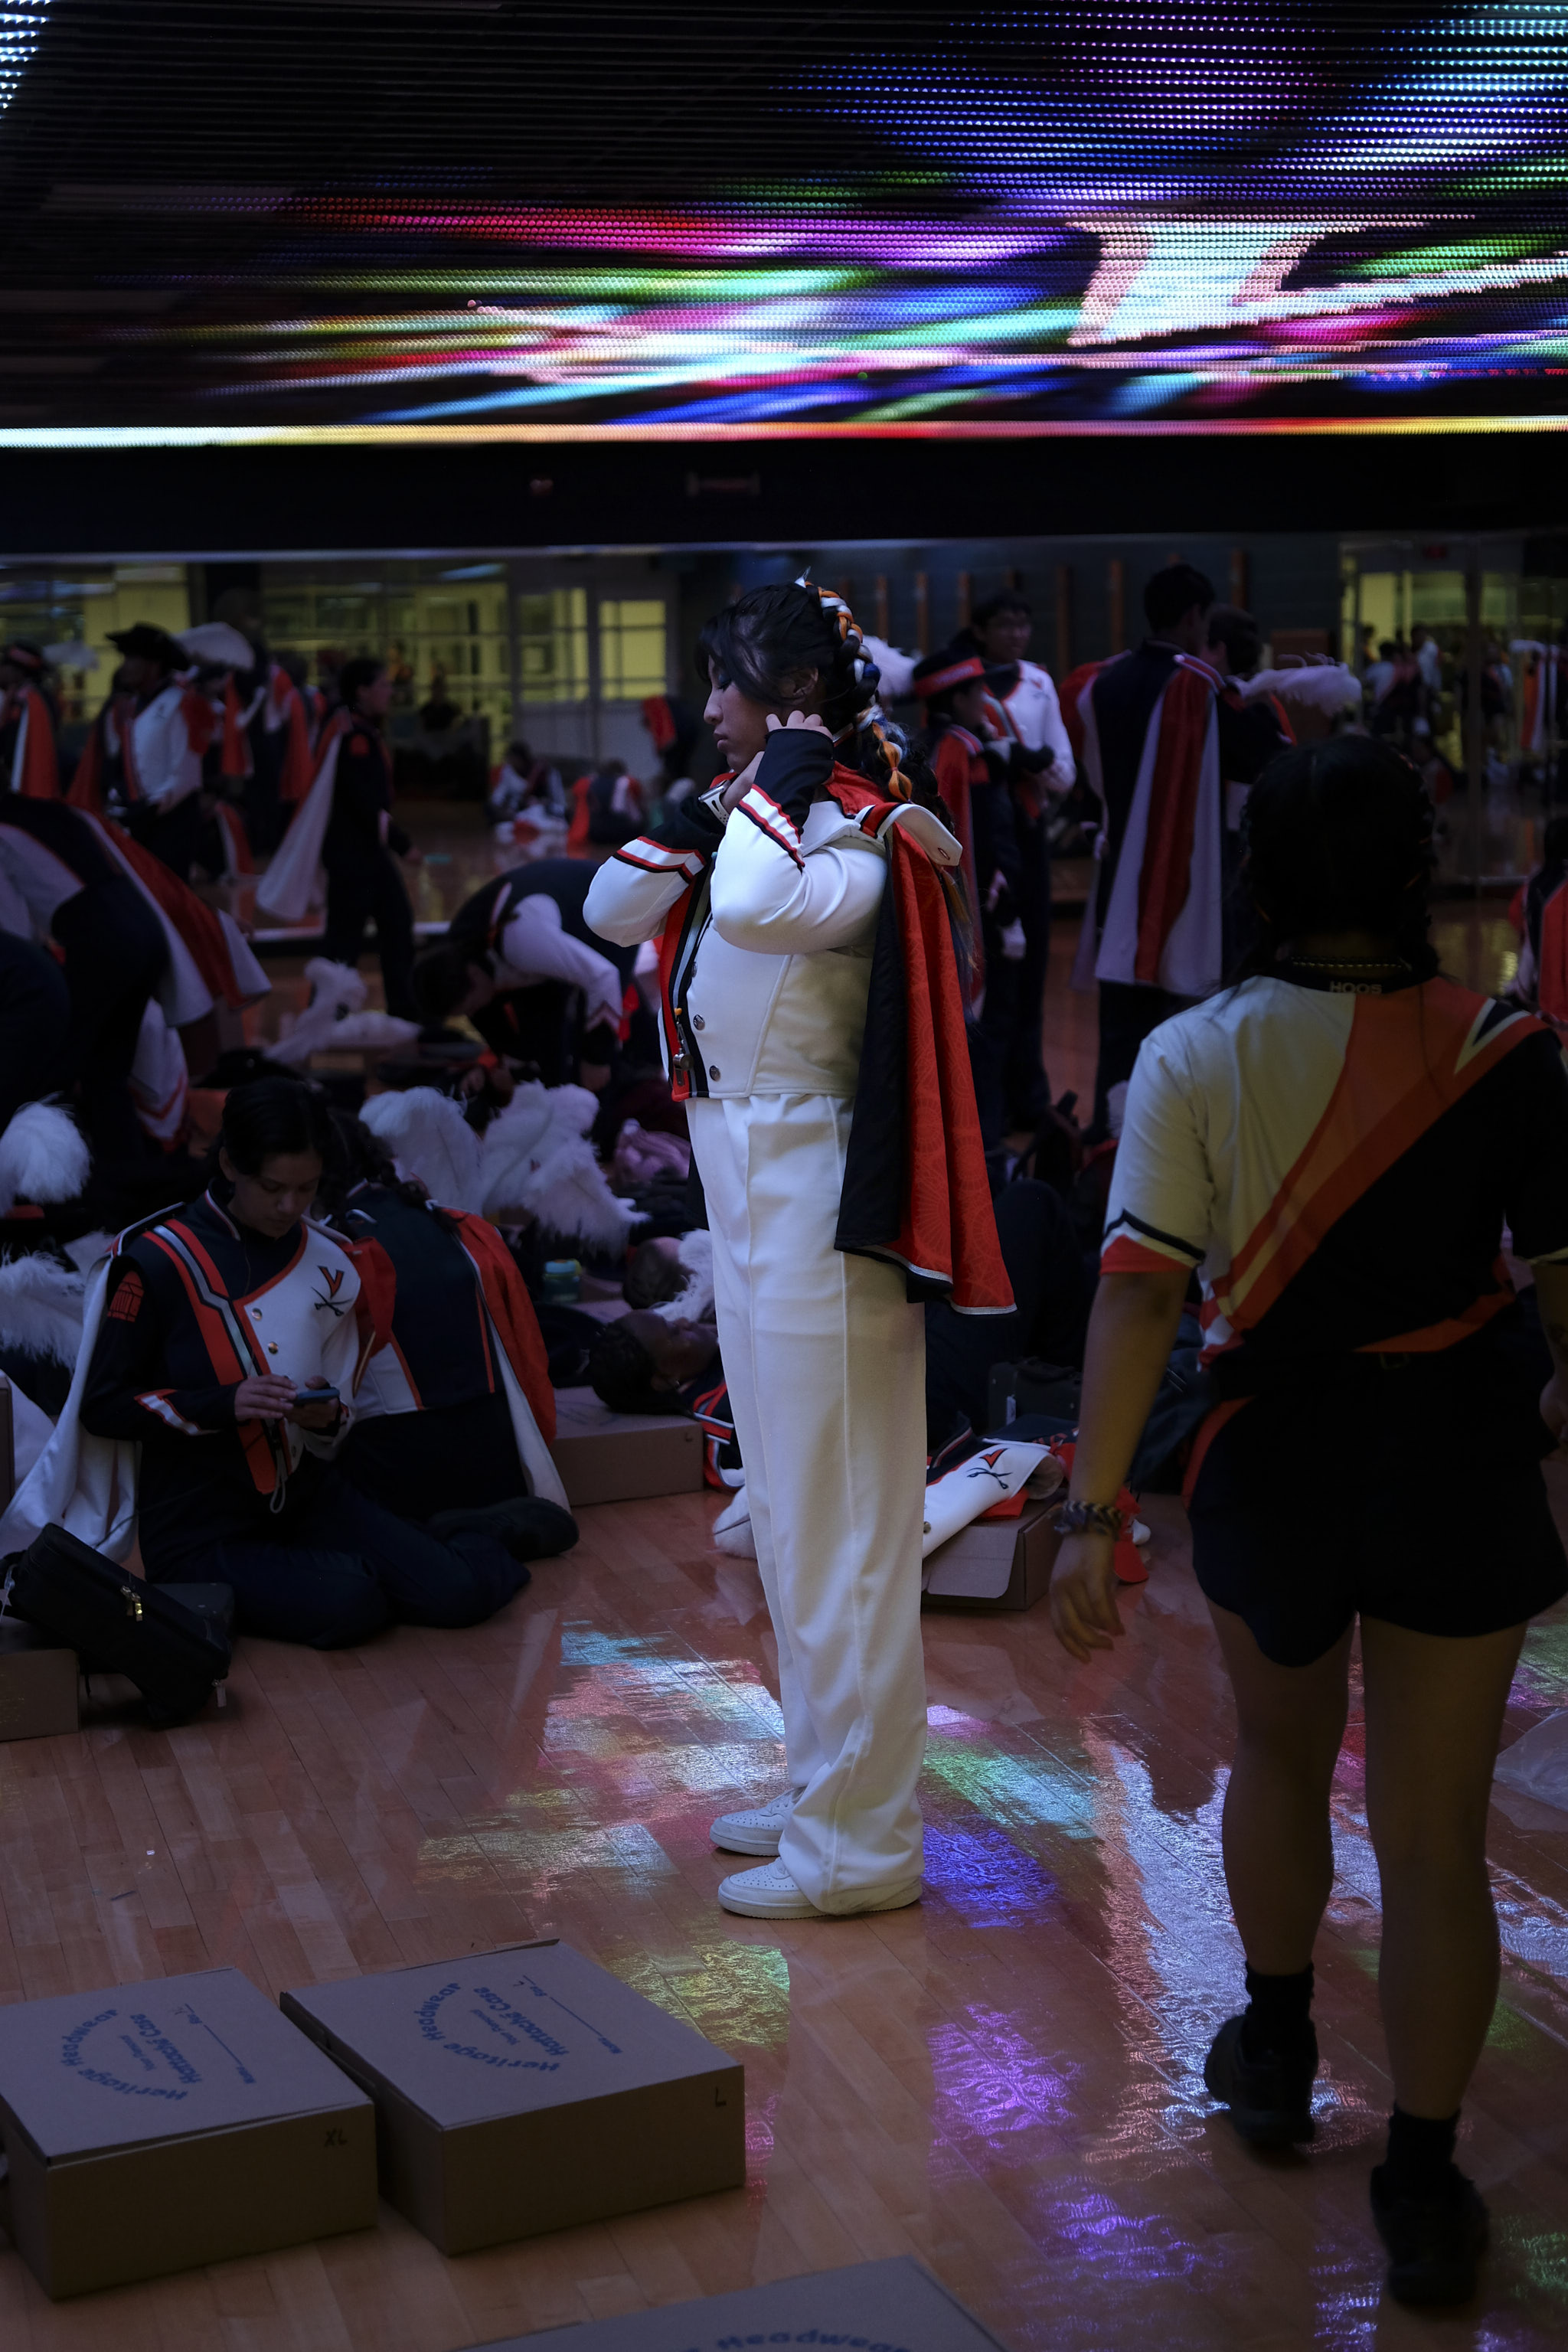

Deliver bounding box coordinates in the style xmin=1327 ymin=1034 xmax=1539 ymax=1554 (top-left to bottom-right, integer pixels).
xmin=470 ymin=2254 xmax=1010 ymax=2352
xmin=548 ymin=1386 xmax=704 ymax=1508
xmin=922 ymin=1500 xmax=1058 ymax=1613
xmin=281 ymin=1939 xmax=744 ymax=2255
xmin=0 ymin=1616 xmax=79 ymax=1742
xmin=0 ymin=1965 xmax=377 ymax=2298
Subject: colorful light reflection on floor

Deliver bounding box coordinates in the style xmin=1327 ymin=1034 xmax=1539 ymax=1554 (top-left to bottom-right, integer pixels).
xmin=390 ymin=1487 xmax=1568 ymax=2346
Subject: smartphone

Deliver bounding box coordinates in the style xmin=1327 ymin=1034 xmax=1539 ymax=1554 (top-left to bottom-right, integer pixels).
xmin=292 ymin=1385 xmax=340 ymax=1406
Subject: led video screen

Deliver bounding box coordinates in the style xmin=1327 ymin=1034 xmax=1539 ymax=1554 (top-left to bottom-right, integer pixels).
xmin=3 ymin=2 xmax=1568 ymax=436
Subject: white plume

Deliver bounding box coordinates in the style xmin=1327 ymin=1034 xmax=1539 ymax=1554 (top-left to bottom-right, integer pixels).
xmin=359 ymin=1087 xmax=484 ymax=1214
xmin=861 ymin=634 xmax=919 ymax=701
xmin=480 ymin=1083 xmax=640 ymax=1253
xmin=268 ymin=959 xmax=420 ymax=1067
xmin=0 ymin=1102 xmax=91 ymax=1214
xmin=652 ymin=1228 xmax=714 ymax=1325
xmin=1239 ymin=663 xmax=1362 ymax=714
xmin=177 ymin=622 xmax=257 ymax=669
xmin=0 ymin=1253 xmax=87 ymax=1367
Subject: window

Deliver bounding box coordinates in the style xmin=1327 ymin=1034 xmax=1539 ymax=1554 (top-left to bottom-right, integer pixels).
xmin=598 ymin=598 xmax=668 ymax=700
xmin=518 ymin=588 xmax=590 ymax=704
xmin=260 ymin=564 xmax=514 ymax=740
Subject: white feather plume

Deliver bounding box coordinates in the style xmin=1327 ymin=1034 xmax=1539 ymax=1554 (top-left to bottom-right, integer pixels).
xmin=0 ymin=1101 xmax=91 ymax=1215
xmin=268 ymin=959 xmax=421 ymax=1067
xmin=652 ymin=1228 xmax=714 ymax=1325
xmin=359 ymin=1086 xmax=485 ymax=1213
xmin=177 ymin=622 xmax=257 ymax=670
xmin=479 ymin=1083 xmax=640 ymax=1253
xmin=861 ymin=634 xmax=919 ymax=702
xmin=1238 ymin=664 xmax=1362 ymax=714
xmin=0 ymin=1253 xmax=87 ymax=1367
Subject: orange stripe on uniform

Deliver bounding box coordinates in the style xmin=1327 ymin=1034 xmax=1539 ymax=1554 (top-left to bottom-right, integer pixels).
xmin=1222 ymin=985 xmax=1540 ymax=1336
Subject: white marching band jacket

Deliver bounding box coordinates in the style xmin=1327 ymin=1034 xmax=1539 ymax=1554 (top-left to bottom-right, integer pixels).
xmin=585 ymin=790 xmax=889 ymax=1100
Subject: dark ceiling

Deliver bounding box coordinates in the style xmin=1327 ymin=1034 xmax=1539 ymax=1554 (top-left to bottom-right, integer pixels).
xmin=2 ymin=2 xmax=1566 ymax=437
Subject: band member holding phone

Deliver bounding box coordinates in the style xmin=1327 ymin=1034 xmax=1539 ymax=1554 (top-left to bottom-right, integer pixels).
xmin=71 ymin=1078 xmax=537 ymax=1648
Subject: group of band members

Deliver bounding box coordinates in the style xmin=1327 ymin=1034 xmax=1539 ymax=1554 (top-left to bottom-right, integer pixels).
xmin=1 ymin=567 xmax=1298 ymax=1177
xmin=11 ymin=621 xmax=320 ymax=874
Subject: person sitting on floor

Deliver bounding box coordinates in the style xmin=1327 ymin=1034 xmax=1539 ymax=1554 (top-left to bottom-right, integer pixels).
xmin=322 ymin=1113 xmax=577 ymax=1549
xmin=53 ymin=1078 xmax=545 ymax=1650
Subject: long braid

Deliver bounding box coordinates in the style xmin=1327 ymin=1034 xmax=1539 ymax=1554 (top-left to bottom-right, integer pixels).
xmin=795 ymin=574 xmax=910 ymax=801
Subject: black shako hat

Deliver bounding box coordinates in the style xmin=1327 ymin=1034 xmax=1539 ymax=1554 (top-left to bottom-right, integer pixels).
xmin=106 ymin=623 xmax=187 ymax=668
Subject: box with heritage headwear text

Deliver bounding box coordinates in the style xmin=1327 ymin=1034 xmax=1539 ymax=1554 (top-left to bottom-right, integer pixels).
xmin=0 ymin=1965 xmax=377 ymax=2297
xmin=282 ymin=1938 xmax=744 ymax=2254
xmin=466 ymin=2254 xmax=1011 ymax=2352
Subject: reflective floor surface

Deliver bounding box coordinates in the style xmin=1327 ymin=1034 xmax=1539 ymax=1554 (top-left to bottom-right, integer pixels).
xmin=2 ymin=1486 xmax=1567 ymax=2350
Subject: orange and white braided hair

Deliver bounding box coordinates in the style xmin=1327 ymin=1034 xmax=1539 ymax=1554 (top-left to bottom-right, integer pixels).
xmin=795 ymin=574 xmax=910 ymax=800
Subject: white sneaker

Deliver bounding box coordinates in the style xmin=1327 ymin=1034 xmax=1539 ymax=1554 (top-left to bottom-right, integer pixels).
xmin=716 ymin=1858 xmax=923 ymax=1920
xmin=709 ymin=1788 xmax=795 ymax=1855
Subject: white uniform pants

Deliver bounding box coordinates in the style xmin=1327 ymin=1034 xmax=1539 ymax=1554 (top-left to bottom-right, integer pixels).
xmin=688 ymin=1093 xmax=928 ymax=1909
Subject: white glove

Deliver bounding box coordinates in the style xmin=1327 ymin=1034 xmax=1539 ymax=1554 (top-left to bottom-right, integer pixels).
xmin=999 ymin=920 xmax=1027 ymax=962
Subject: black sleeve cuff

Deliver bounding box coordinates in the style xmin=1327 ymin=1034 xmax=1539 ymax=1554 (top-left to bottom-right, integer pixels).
xmin=755 ymin=724 xmax=837 ymax=822
xmin=647 ymin=796 xmax=727 ymax=856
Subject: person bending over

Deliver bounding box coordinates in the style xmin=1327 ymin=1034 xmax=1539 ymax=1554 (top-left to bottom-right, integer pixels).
xmin=1047 ymin=735 xmax=1568 ymax=2308
xmin=79 ymin=1078 xmax=538 ymax=1649
xmin=412 ymin=858 xmax=632 ymax=1090
xmin=0 ymin=792 xmax=168 ymax=1162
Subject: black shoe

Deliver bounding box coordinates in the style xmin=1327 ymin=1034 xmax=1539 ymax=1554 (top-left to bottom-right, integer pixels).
xmin=1370 ymin=2165 xmax=1488 ymax=2308
xmin=429 ymin=1497 xmax=579 ymax=1563
xmin=1203 ymin=2014 xmax=1317 ymax=2147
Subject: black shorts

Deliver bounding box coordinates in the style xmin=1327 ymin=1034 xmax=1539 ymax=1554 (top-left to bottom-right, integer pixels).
xmin=1188 ymin=1319 xmax=1568 ymax=1667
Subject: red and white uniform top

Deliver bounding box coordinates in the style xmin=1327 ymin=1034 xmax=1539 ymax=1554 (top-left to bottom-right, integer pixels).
xmin=983 ymin=658 xmax=1076 ymax=784
xmin=114 ymin=681 xmax=207 ymax=812
xmin=585 ymin=784 xmax=893 ymax=1100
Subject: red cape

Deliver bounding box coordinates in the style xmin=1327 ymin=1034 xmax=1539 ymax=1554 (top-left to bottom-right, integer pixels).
xmin=345 ymin=1210 xmax=555 ymax=1441
xmin=103 ymin=818 xmax=262 ymax=1009
xmin=823 ymin=773 xmax=1011 ymax=1314
xmin=449 ymin=1212 xmax=557 ymax=1440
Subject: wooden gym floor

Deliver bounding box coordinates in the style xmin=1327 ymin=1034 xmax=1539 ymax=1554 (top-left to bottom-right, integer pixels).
xmin=2 ymin=877 xmax=1564 ymax=2350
